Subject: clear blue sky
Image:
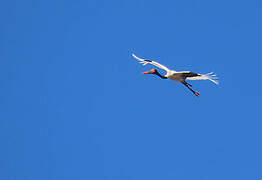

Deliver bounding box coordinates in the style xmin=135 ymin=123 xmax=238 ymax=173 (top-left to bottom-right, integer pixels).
xmin=1 ymin=0 xmax=262 ymax=179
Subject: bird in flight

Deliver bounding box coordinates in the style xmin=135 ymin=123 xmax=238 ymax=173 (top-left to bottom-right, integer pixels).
xmin=132 ymin=53 xmax=219 ymax=97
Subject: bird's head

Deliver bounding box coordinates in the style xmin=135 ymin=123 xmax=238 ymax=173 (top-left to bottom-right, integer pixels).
xmin=142 ymin=68 xmax=157 ymax=75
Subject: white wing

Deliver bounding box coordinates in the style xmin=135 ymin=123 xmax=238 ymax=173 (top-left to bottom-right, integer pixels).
xmin=186 ymin=72 xmax=219 ymax=85
xmin=132 ymin=53 xmax=171 ymax=72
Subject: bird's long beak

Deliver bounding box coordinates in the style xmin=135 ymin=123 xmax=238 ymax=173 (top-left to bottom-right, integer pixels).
xmin=142 ymin=70 xmax=153 ymax=74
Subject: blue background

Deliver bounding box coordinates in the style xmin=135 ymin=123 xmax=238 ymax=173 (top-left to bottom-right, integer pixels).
xmin=1 ymin=0 xmax=262 ymax=179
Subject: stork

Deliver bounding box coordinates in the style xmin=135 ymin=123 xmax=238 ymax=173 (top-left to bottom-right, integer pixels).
xmin=132 ymin=53 xmax=218 ymax=96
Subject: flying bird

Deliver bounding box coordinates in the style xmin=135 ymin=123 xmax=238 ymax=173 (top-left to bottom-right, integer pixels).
xmin=132 ymin=53 xmax=218 ymax=96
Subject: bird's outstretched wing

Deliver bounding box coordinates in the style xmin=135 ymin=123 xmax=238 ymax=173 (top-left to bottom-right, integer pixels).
xmin=132 ymin=53 xmax=171 ymax=72
xmin=177 ymin=71 xmax=201 ymax=78
xmin=180 ymin=71 xmax=219 ymax=85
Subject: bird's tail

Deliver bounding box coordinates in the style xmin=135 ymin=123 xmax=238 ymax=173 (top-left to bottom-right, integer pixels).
xmin=204 ymin=72 xmax=219 ymax=85
xmin=187 ymin=72 xmax=219 ymax=84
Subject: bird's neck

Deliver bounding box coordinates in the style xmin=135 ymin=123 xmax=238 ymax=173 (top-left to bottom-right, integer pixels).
xmin=155 ymin=71 xmax=167 ymax=79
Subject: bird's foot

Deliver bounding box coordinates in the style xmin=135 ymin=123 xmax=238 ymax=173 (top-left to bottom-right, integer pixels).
xmin=194 ymin=91 xmax=200 ymax=96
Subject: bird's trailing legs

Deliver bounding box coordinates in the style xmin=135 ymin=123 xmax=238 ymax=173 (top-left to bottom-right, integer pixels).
xmin=182 ymin=82 xmax=200 ymax=97
xmin=187 ymin=83 xmax=192 ymax=87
